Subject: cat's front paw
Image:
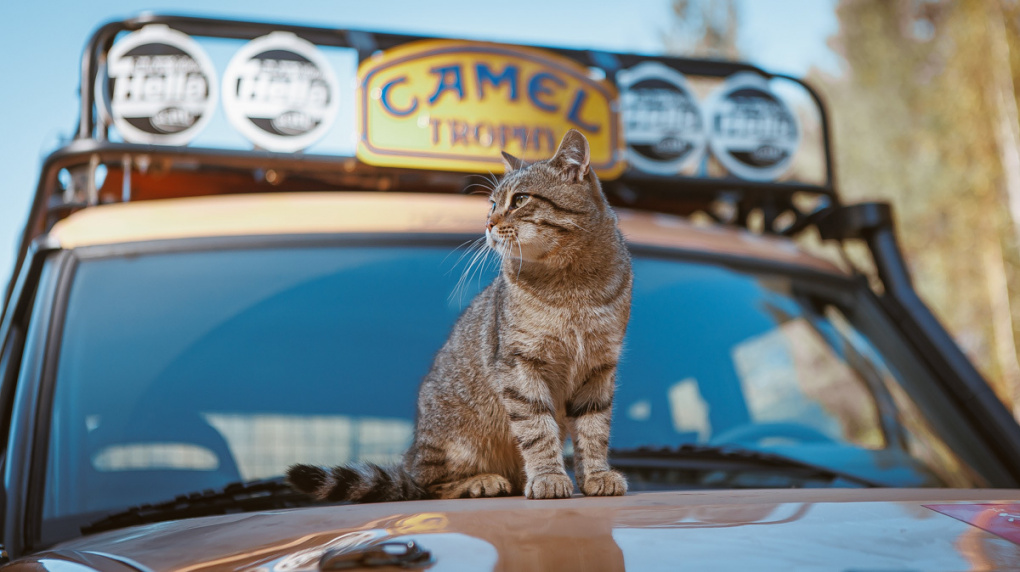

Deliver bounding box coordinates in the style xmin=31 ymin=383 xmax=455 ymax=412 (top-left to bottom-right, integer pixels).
xmin=525 ymin=472 xmax=574 ymax=499
xmin=580 ymin=470 xmax=628 ymax=496
xmin=461 ymin=474 xmax=513 ymax=498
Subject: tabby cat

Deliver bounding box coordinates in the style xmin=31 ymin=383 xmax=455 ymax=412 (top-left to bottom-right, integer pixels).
xmin=287 ymin=129 xmax=632 ymax=501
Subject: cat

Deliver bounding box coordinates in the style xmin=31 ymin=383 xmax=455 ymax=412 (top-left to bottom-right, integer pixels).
xmin=287 ymin=129 xmax=632 ymax=501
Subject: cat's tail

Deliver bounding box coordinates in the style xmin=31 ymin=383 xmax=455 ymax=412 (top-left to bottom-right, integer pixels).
xmin=286 ymin=463 xmax=427 ymax=503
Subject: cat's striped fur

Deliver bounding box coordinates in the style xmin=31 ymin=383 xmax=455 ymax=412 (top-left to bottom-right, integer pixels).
xmin=288 ymin=129 xmax=632 ymax=501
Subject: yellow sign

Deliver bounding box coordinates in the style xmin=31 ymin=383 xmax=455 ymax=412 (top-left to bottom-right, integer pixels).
xmin=356 ymin=40 xmax=624 ymax=178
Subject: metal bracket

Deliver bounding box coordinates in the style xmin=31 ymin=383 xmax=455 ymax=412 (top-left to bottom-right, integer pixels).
xmin=816 ymin=202 xmax=893 ymax=241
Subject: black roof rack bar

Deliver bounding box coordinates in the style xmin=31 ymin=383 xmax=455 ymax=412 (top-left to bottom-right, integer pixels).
xmin=772 ymin=73 xmax=836 ymax=193
xmin=35 ymin=141 xmax=837 ymax=214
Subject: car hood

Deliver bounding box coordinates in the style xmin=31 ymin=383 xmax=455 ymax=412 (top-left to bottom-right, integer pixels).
xmin=33 ymin=489 xmax=1020 ymax=571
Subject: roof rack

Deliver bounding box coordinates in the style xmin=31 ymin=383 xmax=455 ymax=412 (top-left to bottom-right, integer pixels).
xmin=12 ymin=13 xmax=839 ymax=304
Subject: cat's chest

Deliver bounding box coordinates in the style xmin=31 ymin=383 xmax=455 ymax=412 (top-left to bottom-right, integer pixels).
xmin=512 ymin=296 xmax=627 ymax=366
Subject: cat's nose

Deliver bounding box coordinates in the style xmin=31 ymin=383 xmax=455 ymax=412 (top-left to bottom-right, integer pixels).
xmin=486 ymin=220 xmax=494 ymax=231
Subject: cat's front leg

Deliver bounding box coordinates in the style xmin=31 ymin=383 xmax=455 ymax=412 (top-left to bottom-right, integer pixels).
xmin=567 ymin=364 xmax=627 ymax=496
xmin=500 ymin=363 xmax=573 ymax=499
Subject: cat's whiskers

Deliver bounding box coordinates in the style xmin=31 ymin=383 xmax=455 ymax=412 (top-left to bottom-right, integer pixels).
xmin=469 ymin=172 xmax=495 ymax=185
xmin=464 ymin=173 xmax=501 ymax=197
xmin=454 ymin=248 xmax=485 ymax=304
xmin=487 ymin=233 xmax=508 ymax=264
xmin=463 ymin=181 xmax=495 ymax=197
xmin=515 ymin=238 xmax=524 ymax=279
xmin=450 ymin=236 xmax=492 ymax=305
xmin=468 ymin=238 xmax=494 ymax=284
xmin=479 ymin=239 xmax=505 ymax=291
xmin=463 ymin=186 xmax=494 ymax=197
xmin=444 ymin=236 xmax=487 ymax=272
xmin=490 ymin=234 xmax=523 ymax=279
xmin=485 ymin=170 xmax=500 ymax=190
xmin=498 ymin=239 xmax=514 ymax=278
xmin=484 ymin=237 xmax=504 ymax=276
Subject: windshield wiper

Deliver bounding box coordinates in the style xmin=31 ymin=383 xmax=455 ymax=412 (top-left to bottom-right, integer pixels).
xmin=81 ymin=477 xmax=321 ymax=535
xmin=82 ymin=446 xmax=881 ymax=535
xmin=607 ymin=444 xmax=885 ymax=488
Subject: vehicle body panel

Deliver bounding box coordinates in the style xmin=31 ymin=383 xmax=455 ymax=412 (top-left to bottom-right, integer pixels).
xmin=26 ymin=489 xmax=1020 ymax=571
xmin=48 ymin=193 xmax=845 ymax=276
xmin=4 ymin=193 xmax=1014 ymax=571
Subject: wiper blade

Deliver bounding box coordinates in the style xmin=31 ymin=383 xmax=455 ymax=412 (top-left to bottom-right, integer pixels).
xmin=81 ymin=477 xmax=318 ymax=535
xmin=608 ymin=444 xmax=885 ymax=488
xmin=82 ymin=447 xmax=880 ymax=534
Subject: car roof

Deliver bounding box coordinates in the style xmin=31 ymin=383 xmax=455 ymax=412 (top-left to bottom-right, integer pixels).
xmin=48 ymin=192 xmax=845 ymax=275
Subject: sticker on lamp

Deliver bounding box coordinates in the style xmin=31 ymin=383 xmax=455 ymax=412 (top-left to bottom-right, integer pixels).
xmin=705 ymin=72 xmax=800 ymax=181
xmin=618 ymin=62 xmax=707 ymax=176
xmin=99 ymin=25 xmax=218 ymax=145
xmin=222 ymin=32 xmax=340 ymax=152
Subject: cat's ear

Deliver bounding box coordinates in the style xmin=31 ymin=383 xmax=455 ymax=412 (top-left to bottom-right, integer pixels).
xmin=501 ymin=151 xmax=527 ymax=173
xmin=551 ymin=129 xmax=591 ymax=183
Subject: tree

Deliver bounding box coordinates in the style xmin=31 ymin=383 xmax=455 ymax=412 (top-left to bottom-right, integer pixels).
xmin=816 ymin=0 xmax=1020 ymax=416
xmin=663 ymin=0 xmax=740 ymax=59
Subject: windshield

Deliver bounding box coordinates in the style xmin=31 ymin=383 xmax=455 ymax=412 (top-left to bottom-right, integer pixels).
xmin=42 ymin=242 xmax=1000 ymax=539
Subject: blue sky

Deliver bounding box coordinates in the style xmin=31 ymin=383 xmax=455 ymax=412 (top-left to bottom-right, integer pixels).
xmin=0 ymin=0 xmax=839 ymax=294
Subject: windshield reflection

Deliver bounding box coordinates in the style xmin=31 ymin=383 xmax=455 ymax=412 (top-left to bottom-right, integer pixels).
xmin=43 ymin=244 xmax=989 ymax=539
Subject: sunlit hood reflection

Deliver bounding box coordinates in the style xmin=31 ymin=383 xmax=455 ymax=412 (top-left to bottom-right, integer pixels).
xmin=44 ymin=489 xmax=1020 ymax=571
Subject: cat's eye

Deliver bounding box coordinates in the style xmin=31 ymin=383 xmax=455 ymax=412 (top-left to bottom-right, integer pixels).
xmin=512 ymin=193 xmax=530 ymax=209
